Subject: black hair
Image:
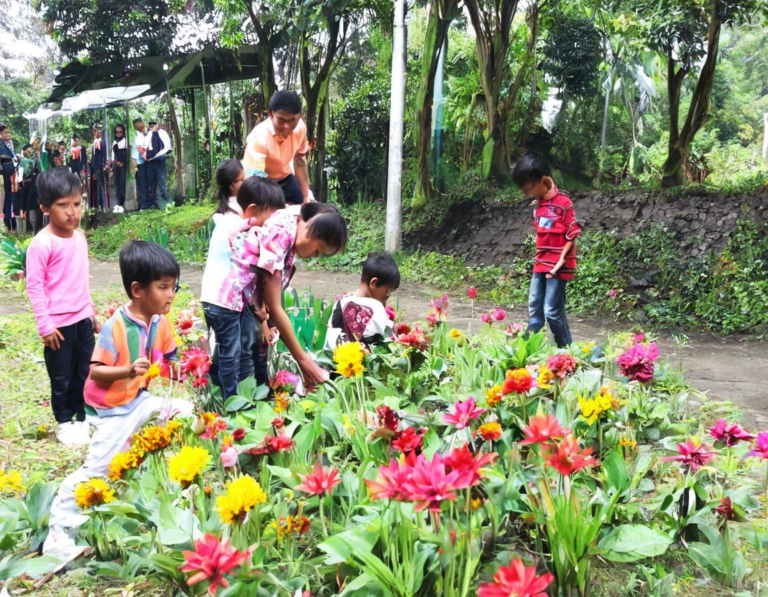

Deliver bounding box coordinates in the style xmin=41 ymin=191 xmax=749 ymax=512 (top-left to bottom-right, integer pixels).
xmin=214 ymin=159 xmax=245 ymax=214
xmin=72 ymin=134 xmax=79 ymax=141
xmin=148 ymin=121 xmax=158 ymax=127
xmin=114 ymin=124 xmax=125 ymax=133
xmin=236 ymin=176 xmax=286 ymax=214
xmin=0 ymin=125 xmax=8 ymax=133
xmin=362 ymin=252 xmax=400 ymax=289
xmin=36 ymin=167 xmax=82 ymax=207
xmin=300 ymin=202 xmax=348 ymax=256
xmin=512 ymin=152 xmax=553 ymax=188
xmin=119 ymin=240 xmax=180 ymax=299
xmin=269 ymin=90 xmax=303 ymax=115
xmin=22 ymin=143 xmax=32 ymax=152
xmin=132 ymin=118 xmax=144 ymax=125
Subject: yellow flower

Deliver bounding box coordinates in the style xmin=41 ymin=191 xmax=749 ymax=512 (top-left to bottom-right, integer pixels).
xmin=215 ymin=475 xmax=267 ymax=524
xmin=578 ymin=392 xmax=614 ymax=425
xmin=143 ymin=361 xmax=162 ymax=383
xmin=581 ymin=341 xmax=596 ymax=354
xmin=484 ymin=385 xmax=503 ymax=407
xmin=470 ymin=497 xmax=484 ymax=511
xmin=299 ymin=400 xmax=317 ymax=413
xmin=0 ymin=469 xmax=26 ymax=496
xmin=74 ymin=478 xmax=115 ymax=509
xmin=478 ymin=421 xmax=503 ymax=441
xmin=108 ymin=449 xmax=142 ymax=481
xmin=275 ymin=391 xmax=290 ymax=413
xmin=134 ymin=420 xmax=181 ymax=454
xmin=37 ymin=424 xmax=50 ymax=435
xmin=333 ymin=341 xmax=366 ymax=378
xmin=537 ymin=365 xmax=554 ymax=390
xmin=619 ymin=436 xmax=637 ymax=450
xmin=449 ymin=328 xmax=463 ymax=340
xmin=169 ymin=446 xmax=209 ymax=486
xmin=342 ymin=414 xmax=356 ymax=435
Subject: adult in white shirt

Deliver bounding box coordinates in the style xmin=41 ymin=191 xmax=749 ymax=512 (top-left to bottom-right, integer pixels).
xmin=143 ymin=121 xmax=172 ymax=210
xmin=131 ymin=118 xmax=149 ymax=210
xmin=110 ymin=124 xmax=128 ymax=210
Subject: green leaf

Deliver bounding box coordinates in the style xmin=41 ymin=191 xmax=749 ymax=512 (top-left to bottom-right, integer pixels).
xmin=599 ymin=525 xmax=673 ymax=562
xmin=318 ymin=524 xmax=379 ymax=565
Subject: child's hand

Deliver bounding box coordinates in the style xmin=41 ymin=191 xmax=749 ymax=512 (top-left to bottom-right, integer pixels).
xmin=131 ymin=357 xmax=151 ymax=378
xmin=265 ymin=322 xmax=279 ymax=346
xmin=42 ymin=329 xmax=65 ymax=350
xmin=255 ymin=306 xmax=268 ymax=321
xmin=92 ymin=317 xmax=102 ymax=333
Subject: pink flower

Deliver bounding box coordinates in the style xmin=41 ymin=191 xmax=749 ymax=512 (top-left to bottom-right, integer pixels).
xmin=519 ymin=415 xmax=568 ymax=445
xmin=365 ymin=454 xmax=417 ymax=501
xmin=401 ymin=453 xmax=460 ymax=512
xmin=480 ymin=313 xmax=491 ymax=324
xmin=429 ymin=294 xmax=449 ymax=319
xmin=747 ymin=432 xmax=768 ymax=459
xmin=385 ymin=306 xmax=397 ymax=320
xmin=180 ymin=347 xmax=212 ymax=383
xmin=546 ymin=354 xmax=577 ymax=378
xmin=426 ymin=312 xmax=438 ymax=326
xmin=391 ymin=427 xmax=424 ymax=454
xmin=220 ymin=446 xmax=238 ymax=468
xmin=270 ymin=370 xmax=300 ymax=393
xmin=492 ymin=308 xmax=506 ymax=322
xmin=467 ymin=287 xmax=477 ymax=299
xmin=179 ymin=534 xmax=252 ymax=596
xmin=443 ymin=396 xmax=486 ymax=430
xmin=660 ymin=439 xmax=716 ymax=473
xmin=633 ymin=332 xmax=646 ymax=344
xmin=232 ymin=428 xmax=246 ymax=442
xmin=295 ymin=461 xmax=342 ymax=497
xmin=505 ymin=322 xmax=525 ymax=337
xmin=394 ymin=325 xmax=429 ymax=351
xmin=608 ymin=289 xmax=617 ymax=298
xmin=708 ymin=419 xmax=753 ymax=447
xmin=444 ymin=444 xmax=497 ymax=488
xmin=616 ymin=342 xmax=659 ymax=383
xmin=477 ymin=558 xmax=554 ymax=597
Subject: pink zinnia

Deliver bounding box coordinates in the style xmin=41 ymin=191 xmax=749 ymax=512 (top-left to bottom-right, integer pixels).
xmin=660 ymin=439 xmax=715 ymax=473
xmin=477 ymin=558 xmax=554 ymax=597
xmin=519 ymin=414 xmax=568 ymax=445
xmin=616 ymin=342 xmax=659 ymax=383
xmin=295 ymin=462 xmax=342 ymax=496
xmin=747 ymin=431 xmax=768 ymax=459
xmin=443 ymin=396 xmax=486 ymax=430
xmin=401 ymin=453 xmax=460 ymax=512
xmin=365 ymin=454 xmax=417 ymax=501
xmin=708 ymin=419 xmax=753 ymax=447
xmin=179 ymin=534 xmax=252 ymax=596
xmin=547 ymin=354 xmax=577 ymax=379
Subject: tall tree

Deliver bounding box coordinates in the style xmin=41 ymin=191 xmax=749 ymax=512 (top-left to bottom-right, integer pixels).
xmin=412 ymin=0 xmax=460 ymax=209
xmin=632 ymin=0 xmax=766 ymax=186
xmin=386 ymin=0 xmax=407 ymax=251
xmin=463 ymin=0 xmax=522 ymax=183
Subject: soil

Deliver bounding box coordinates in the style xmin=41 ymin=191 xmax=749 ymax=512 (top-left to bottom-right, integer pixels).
xmin=4 ymin=259 xmax=767 ymax=428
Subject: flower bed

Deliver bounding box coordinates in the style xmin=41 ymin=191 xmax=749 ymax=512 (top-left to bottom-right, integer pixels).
xmin=1 ymin=294 xmax=766 ymax=596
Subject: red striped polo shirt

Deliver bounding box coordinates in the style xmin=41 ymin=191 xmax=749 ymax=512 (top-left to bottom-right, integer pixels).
xmin=532 ymin=186 xmax=582 ymax=280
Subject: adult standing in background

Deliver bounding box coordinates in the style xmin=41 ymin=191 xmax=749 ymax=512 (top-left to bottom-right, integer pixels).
xmin=144 ymin=120 xmax=171 ymax=210
xmin=68 ymin=135 xmax=84 ymax=181
xmin=0 ymin=125 xmax=18 ymax=232
xmin=111 ymin=124 xmax=128 ymax=211
xmin=90 ymin=125 xmax=107 ymax=210
xmin=131 ymin=118 xmax=149 ymax=210
xmin=242 ymin=90 xmax=312 ymax=205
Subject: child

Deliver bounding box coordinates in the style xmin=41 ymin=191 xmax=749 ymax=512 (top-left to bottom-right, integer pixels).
xmin=238 ymin=202 xmax=347 ymax=384
xmin=325 ymin=252 xmax=399 ymax=348
xmin=200 ymin=170 xmax=285 ymax=399
xmin=512 ymin=152 xmax=582 ymax=348
xmin=26 ymin=168 xmax=97 ymax=447
xmin=44 ymin=241 xmax=193 ymax=557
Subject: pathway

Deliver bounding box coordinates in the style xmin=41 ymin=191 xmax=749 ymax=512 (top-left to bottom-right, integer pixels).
xmin=3 ymin=259 xmax=766 ymax=428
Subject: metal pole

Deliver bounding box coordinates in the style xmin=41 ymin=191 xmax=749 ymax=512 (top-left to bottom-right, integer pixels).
xmin=385 ymin=0 xmax=406 ymax=252
xmin=199 ymin=62 xmax=213 ymax=179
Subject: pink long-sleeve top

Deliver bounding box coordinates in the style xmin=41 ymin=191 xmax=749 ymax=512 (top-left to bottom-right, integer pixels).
xmin=25 ymin=228 xmax=95 ymax=337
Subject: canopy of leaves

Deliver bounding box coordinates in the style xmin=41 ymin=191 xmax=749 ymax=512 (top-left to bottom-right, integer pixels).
xmin=543 ymin=14 xmax=603 ymax=97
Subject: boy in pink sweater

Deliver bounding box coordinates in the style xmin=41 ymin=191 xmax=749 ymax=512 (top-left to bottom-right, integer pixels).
xmin=25 ymin=167 xmax=97 ymax=447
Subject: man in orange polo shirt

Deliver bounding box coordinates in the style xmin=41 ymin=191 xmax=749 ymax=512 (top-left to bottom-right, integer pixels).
xmin=242 ymin=90 xmax=311 ymax=205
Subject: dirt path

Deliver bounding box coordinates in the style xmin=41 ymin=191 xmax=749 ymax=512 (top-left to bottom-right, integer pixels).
xmin=5 ymin=259 xmax=767 ymax=428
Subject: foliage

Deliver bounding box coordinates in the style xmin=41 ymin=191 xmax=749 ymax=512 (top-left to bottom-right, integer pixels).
xmin=543 ymin=13 xmax=603 ymax=98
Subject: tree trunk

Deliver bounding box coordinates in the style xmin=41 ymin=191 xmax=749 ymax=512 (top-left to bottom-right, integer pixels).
xmin=165 ymin=85 xmax=185 ymax=201
xmin=596 ymin=63 xmax=615 ymax=186
xmin=412 ymin=1 xmax=458 ymax=209
xmin=661 ymin=0 xmax=721 ymax=188
xmin=243 ymin=0 xmax=277 ymax=113
xmin=386 ymin=0 xmax=407 ymax=252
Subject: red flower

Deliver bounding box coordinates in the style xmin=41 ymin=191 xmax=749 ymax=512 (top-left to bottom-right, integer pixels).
xmin=401 ymin=453 xmax=461 ymax=512
xmin=708 ymin=419 xmax=753 ymax=447
xmin=616 ymin=342 xmax=659 ymax=383
xmin=543 ymin=434 xmax=596 ymax=476
xmin=180 ymin=347 xmax=212 ymax=383
xmin=502 ymin=368 xmax=535 ymax=395
xmin=365 ymin=453 xmax=418 ymax=501
xmin=394 ymin=325 xmax=429 ymax=351
xmin=385 ymin=305 xmax=397 ymax=320
xmin=192 ymin=376 xmax=209 ymax=389
xmin=492 ymin=308 xmax=506 ymax=321
xmin=179 ymin=534 xmax=252 ymax=596
xmin=232 ymin=428 xmax=246 ymax=442
xmin=267 ymin=432 xmax=293 ymax=452
xmin=480 ymin=313 xmax=491 ymax=324
xmin=714 ymin=497 xmax=737 ymax=521
xmin=377 ymin=405 xmax=400 ymax=432
xmin=519 ymin=415 xmax=568 ymax=446
xmin=660 ymin=438 xmax=715 ymax=473
xmin=426 ymin=312 xmax=438 ymax=326
xmin=443 ymin=396 xmax=486 ymax=430
xmin=546 ymin=354 xmax=577 ymax=379
xmin=271 ymin=417 xmax=285 ymax=428
xmin=174 ymin=309 xmax=195 ymax=336
xmin=467 ymin=287 xmax=477 ymax=299
xmin=393 ymin=322 xmax=411 ymax=336
xmin=477 ymin=558 xmax=554 ymax=597
xmin=444 ymin=444 xmax=497 ymax=488
xmin=391 ymin=427 xmax=424 ymax=454
xmin=295 ymin=461 xmax=342 ymax=496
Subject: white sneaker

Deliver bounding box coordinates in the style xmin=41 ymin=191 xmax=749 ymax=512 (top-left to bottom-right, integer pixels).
xmin=55 ymin=422 xmax=78 ymax=447
xmin=42 ymin=525 xmax=87 ymax=566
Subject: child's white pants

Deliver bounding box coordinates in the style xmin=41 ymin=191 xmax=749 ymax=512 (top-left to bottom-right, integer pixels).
xmin=48 ymin=395 xmax=194 ymax=529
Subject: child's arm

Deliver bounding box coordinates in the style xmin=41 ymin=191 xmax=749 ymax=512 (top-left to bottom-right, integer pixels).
xmin=90 ymin=357 xmax=151 ymax=385
xmin=25 ymin=240 xmax=64 ymax=349
xmin=547 ymin=241 xmax=574 ymax=279
xmin=263 ymin=269 xmax=328 ymax=384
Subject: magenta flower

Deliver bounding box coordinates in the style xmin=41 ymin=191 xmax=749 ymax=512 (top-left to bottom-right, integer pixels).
xmin=616 ymin=342 xmax=659 ymax=383
xmin=492 ymin=308 xmax=506 ymax=321
xmin=401 ymin=453 xmax=461 ymax=512
xmin=295 ymin=461 xmax=342 ymax=497
xmin=708 ymin=419 xmax=753 ymax=447
xmin=608 ymin=289 xmax=617 ymax=298
xmin=365 ymin=455 xmax=416 ymax=501
xmin=747 ymin=432 xmax=768 ymax=459
xmin=443 ymin=396 xmax=486 ymax=430
xmin=467 ymin=287 xmax=477 ymax=299
xmin=481 ymin=313 xmax=491 ymax=324
xmin=444 ymin=444 xmax=497 ymax=488
xmin=425 ymin=312 xmax=438 ymax=326
xmin=660 ymin=439 xmax=716 ymax=473
xmin=385 ymin=306 xmax=397 ymax=320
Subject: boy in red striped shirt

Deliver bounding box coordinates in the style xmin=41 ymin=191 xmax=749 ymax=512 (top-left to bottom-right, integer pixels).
xmin=512 ymin=153 xmax=582 ymax=348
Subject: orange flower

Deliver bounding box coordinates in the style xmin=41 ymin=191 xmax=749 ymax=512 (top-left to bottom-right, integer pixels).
xmin=502 ymin=368 xmax=535 ymax=395
xmin=479 ymin=421 xmax=503 ymax=441
xmin=484 ymin=385 xmax=503 ymax=407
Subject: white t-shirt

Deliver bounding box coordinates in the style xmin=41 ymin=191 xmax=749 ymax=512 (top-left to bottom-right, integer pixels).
xmin=200 ymin=207 xmax=248 ymax=309
xmin=325 ymin=294 xmax=392 ymax=349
